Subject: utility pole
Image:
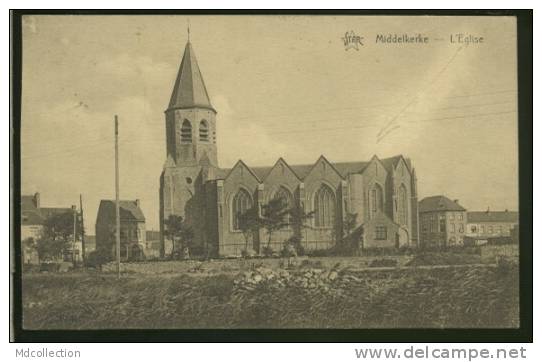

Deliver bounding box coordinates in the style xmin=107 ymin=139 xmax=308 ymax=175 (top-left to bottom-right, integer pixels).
xmin=72 ymin=204 xmax=77 ymax=267
xmin=115 ymin=115 xmax=121 ymax=279
xmin=80 ymin=194 xmax=85 ymax=263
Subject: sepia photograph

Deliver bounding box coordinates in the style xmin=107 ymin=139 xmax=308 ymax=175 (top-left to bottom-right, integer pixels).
xmin=10 ymin=11 xmax=532 ymax=341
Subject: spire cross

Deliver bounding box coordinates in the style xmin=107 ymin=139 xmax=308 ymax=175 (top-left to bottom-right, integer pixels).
xmin=187 ymin=20 xmax=190 ymax=42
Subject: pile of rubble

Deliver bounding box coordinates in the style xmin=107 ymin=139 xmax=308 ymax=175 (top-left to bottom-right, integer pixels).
xmin=233 ymin=267 xmax=343 ymax=293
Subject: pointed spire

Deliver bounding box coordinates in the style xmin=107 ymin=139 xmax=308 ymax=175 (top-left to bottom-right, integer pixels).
xmin=168 ymin=41 xmax=215 ymax=112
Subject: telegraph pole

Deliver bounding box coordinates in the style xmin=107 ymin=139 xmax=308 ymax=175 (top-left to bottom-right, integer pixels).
xmin=80 ymin=194 xmax=86 ymax=262
xmin=72 ymin=205 xmax=77 ymax=267
xmin=115 ymin=115 xmax=121 ymax=279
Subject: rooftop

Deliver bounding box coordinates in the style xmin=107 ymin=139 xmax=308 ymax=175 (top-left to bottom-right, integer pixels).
xmin=467 ymin=211 xmax=519 ymax=223
xmin=419 ymin=195 xmax=466 ymax=213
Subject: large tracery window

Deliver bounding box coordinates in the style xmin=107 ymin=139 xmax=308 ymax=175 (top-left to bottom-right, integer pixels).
xmin=180 ymin=120 xmax=192 ymax=143
xmin=314 ymin=184 xmax=335 ymax=228
xmin=370 ymin=183 xmax=384 ymax=219
xmin=397 ymin=184 xmax=408 ymax=225
xmin=232 ymin=189 xmax=253 ymax=231
xmin=199 ymin=120 xmax=209 ymax=142
xmin=273 ymin=186 xmax=294 ymax=226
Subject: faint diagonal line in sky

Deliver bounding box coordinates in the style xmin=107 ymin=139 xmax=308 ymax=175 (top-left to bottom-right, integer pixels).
xmin=377 ymin=45 xmax=464 ymax=143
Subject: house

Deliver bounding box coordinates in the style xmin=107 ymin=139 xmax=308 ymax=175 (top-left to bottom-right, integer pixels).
xmin=84 ymin=235 xmax=96 ymax=253
xmin=95 ymin=199 xmax=146 ymax=260
xmin=419 ymin=196 xmax=467 ymax=248
xmin=20 ymin=192 xmax=81 ymax=264
xmin=159 ymin=39 xmax=420 ymax=257
xmin=145 ymin=230 xmax=161 ymax=259
xmin=466 ymin=210 xmax=519 ymax=245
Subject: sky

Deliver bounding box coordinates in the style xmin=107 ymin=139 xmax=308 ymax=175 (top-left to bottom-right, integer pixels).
xmin=20 ymin=15 xmax=518 ymax=231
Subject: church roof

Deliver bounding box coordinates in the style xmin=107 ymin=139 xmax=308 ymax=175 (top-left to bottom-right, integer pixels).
xmin=168 ymin=41 xmax=215 ymax=112
xmin=215 ymin=157 xmax=408 ymax=182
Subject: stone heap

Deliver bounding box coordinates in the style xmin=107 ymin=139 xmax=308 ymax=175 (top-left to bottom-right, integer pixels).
xmin=233 ymin=267 xmax=343 ymax=293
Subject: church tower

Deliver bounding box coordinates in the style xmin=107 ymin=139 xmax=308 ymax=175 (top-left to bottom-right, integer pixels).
xmin=160 ymin=39 xmax=217 ymax=257
xmin=165 ymin=40 xmax=217 ymax=166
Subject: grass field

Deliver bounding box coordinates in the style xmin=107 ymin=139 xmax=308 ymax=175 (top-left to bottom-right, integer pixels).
xmin=22 ymin=258 xmax=519 ymax=329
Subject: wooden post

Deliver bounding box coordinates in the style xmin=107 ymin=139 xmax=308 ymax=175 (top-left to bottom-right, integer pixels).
xmin=80 ymin=194 xmax=86 ymax=262
xmin=115 ymin=115 xmax=121 ymax=278
xmin=72 ymin=205 xmax=77 ymax=267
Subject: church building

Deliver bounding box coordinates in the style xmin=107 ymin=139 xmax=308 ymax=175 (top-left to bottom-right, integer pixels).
xmin=159 ymin=40 xmax=420 ymax=257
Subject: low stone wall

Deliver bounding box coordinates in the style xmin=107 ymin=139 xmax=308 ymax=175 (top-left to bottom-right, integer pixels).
xmin=480 ymin=244 xmax=519 ymax=261
xmin=101 ymin=255 xmax=414 ymax=275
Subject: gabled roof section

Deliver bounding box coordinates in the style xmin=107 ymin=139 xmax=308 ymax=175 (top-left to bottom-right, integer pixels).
xmin=467 ymin=211 xmax=519 ymax=223
xmin=380 ymin=155 xmax=412 ymax=174
xmin=224 ymin=160 xmax=261 ymax=182
xmin=302 ymin=155 xmax=345 ymax=181
xmin=419 ymin=196 xmax=466 ymax=213
xmin=97 ymin=200 xmax=146 ymax=222
xmin=168 ymin=41 xmax=215 ymax=112
xmin=258 ymin=158 xmax=303 ymax=183
xmin=358 ymin=155 xmax=388 ymax=176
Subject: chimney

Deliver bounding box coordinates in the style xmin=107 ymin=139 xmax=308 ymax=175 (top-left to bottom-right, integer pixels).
xmin=453 ymin=199 xmax=459 ymax=204
xmin=486 ymin=206 xmax=490 ymax=213
xmin=33 ymin=192 xmax=40 ymax=208
xmin=135 ymin=199 xmax=140 ymax=208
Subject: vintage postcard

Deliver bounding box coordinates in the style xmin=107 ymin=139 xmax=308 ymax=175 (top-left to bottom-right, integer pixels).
xmin=14 ymin=13 xmax=523 ymax=334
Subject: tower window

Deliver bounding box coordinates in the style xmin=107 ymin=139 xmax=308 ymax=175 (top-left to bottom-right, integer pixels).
xmin=199 ymin=120 xmax=209 ymax=142
xmin=181 ymin=120 xmax=192 ymax=143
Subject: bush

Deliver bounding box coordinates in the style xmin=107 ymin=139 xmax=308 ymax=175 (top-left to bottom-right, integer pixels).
xmin=262 ymin=246 xmax=275 ymax=257
xmin=285 ymin=236 xmax=305 ymax=256
xmin=280 ymin=241 xmax=297 ymax=258
xmin=85 ymin=249 xmax=111 ymax=270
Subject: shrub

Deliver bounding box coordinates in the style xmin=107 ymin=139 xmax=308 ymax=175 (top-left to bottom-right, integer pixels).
xmin=85 ymin=248 xmax=111 ymax=270
xmin=285 ymin=236 xmax=305 ymax=256
xmin=262 ymin=246 xmax=275 ymax=257
xmin=280 ymin=241 xmax=297 ymax=258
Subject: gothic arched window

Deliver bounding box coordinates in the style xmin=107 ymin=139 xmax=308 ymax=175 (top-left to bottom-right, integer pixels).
xmin=314 ymin=184 xmax=335 ymax=228
xmin=370 ymin=183 xmax=384 ymax=219
xmin=232 ymin=189 xmax=253 ymax=231
xmin=199 ymin=120 xmax=209 ymax=142
xmin=273 ymin=186 xmax=294 ymax=226
xmin=397 ymin=184 xmax=408 ymax=225
xmin=180 ymin=120 xmax=192 ymax=143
